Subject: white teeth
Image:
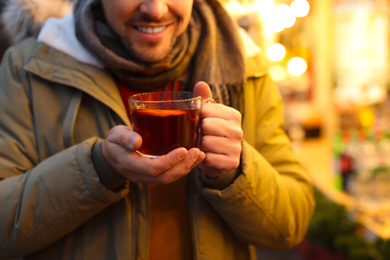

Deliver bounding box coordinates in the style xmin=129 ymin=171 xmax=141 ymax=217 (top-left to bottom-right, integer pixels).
xmin=137 ymin=26 xmax=166 ymax=34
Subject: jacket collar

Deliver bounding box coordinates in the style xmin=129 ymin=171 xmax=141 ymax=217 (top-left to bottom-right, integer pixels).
xmin=24 ymin=40 xmax=130 ymax=126
xmin=38 ymin=13 xmax=103 ymax=68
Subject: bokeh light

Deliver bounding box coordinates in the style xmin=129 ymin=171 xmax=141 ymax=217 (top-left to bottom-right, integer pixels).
xmin=224 ymin=0 xmax=243 ymax=15
xmin=274 ymin=4 xmax=296 ymax=29
xmin=270 ymin=65 xmax=287 ymax=82
xmin=265 ymin=15 xmax=285 ymax=32
xmin=265 ymin=4 xmax=297 ymax=32
xmin=290 ymin=0 xmax=310 ymax=17
xmin=288 ymin=57 xmax=307 ymax=76
xmin=253 ymin=0 xmax=274 ymax=19
xmin=267 ymin=43 xmax=286 ymax=62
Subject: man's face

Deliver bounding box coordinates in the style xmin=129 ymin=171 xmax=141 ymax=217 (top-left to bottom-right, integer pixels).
xmin=101 ymin=0 xmax=194 ymax=63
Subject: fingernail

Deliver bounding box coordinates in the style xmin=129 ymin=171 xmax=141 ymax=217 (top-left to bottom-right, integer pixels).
xmin=178 ymin=150 xmax=187 ymax=160
xmin=193 ymin=151 xmax=204 ymax=162
xmin=128 ymin=136 xmax=135 ymax=150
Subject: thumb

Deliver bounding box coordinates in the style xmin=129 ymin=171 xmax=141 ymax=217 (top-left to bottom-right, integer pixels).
xmin=127 ymin=130 xmax=143 ymax=151
xmin=108 ymin=125 xmax=143 ymax=151
xmin=194 ymin=81 xmax=212 ymax=101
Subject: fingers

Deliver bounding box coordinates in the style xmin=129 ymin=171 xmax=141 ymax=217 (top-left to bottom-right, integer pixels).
xmin=129 ymin=148 xmax=205 ymax=185
xmin=201 ymin=103 xmax=242 ymax=123
xmin=200 ymin=135 xmax=242 ymax=155
xmin=201 ymin=117 xmax=243 ymax=140
xmin=199 ymin=134 xmax=242 ymax=176
xmin=101 ymin=126 xmax=206 ymax=185
xmin=144 ymin=148 xmax=188 ymax=176
xmin=199 ymin=104 xmax=243 ymax=144
xmin=197 ymin=103 xmax=243 ymax=177
xmin=147 ymin=148 xmax=206 ymax=184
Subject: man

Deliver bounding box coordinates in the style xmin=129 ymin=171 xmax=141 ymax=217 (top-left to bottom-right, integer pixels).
xmin=0 ymin=0 xmax=315 ymax=259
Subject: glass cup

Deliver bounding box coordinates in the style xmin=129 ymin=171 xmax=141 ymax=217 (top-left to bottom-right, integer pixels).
xmin=129 ymin=91 xmax=202 ymax=158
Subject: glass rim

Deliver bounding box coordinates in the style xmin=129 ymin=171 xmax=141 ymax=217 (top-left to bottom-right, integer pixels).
xmin=129 ymin=91 xmax=201 ymax=103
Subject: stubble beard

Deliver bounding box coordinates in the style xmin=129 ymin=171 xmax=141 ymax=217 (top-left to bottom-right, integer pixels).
xmin=121 ymin=34 xmax=178 ymax=64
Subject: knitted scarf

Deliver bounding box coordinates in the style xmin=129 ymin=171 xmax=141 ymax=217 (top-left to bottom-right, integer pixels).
xmin=74 ymin=0 xmax=245 ymax=109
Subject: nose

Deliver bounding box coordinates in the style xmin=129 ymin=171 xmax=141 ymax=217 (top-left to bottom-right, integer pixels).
xmin=140 ymin=0 xmax=168 ymax=20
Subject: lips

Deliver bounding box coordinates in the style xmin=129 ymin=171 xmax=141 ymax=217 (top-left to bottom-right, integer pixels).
xmin=135 ymin=26 xmax=167 ymax=34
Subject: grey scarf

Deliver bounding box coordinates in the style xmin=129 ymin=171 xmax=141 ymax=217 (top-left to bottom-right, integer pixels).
xmin=74 ymin=0 xmax=245 ymax=109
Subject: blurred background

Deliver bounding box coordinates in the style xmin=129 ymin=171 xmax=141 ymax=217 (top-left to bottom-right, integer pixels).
xmin=221 ymin=0 xmax=390 ymax=259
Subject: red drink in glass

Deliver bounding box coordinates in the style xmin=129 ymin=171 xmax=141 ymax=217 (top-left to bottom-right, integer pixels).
xmin=129 ymin=92 xmax=201 ymax=158
xmin=131 ymin=108 xmax=200 ymax=156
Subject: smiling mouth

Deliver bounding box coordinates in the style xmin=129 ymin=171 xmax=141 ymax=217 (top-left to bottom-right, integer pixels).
xmin=136 ymin=26 xmax=167 ymax=34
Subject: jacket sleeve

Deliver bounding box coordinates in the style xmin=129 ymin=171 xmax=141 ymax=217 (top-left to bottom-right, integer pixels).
xmin=198 ymin=74 xmax=315 ymax=249
xmin=0 ymin=44 xmax=128 ymax=259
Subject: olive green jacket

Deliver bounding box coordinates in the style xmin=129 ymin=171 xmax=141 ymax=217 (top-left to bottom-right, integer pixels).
xmin=0 ymin=37 xmax=315 ymax=260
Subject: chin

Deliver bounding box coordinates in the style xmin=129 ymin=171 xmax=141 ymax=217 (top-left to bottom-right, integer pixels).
xmin=139 ymin=54 xmax=167 ymax=64
xmin=128 ymin=47 xmax=170 ymax=64
xmin=122 ymin=37 xmax=176 ymax=64
xmin=126 ymin=47 xmax=169 ymax=64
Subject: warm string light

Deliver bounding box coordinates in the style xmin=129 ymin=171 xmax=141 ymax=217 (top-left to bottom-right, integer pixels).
xmin=263 ymin=0 xmax=310 ymax=80
xmin=223 ymin=0 xmax=310 ymax=81
xmin=290 ymin=0 xmax=310 ymax=17
xmin=267 ymin=43 xmax=286 ymax=62
xmin=288 ymin=57 xmax=307 ymax=76
xmin=265 ymin=3 xmax=296 ymax=33
xmin=224 ymin=0 xmax=310 ymax=25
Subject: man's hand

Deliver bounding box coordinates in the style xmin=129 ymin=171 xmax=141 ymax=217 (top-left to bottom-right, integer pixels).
xmin=194 ymin=81 xmax=243 ymax=178
xmin=101 ymin=125 xmax=205 ymax=184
